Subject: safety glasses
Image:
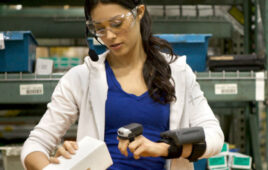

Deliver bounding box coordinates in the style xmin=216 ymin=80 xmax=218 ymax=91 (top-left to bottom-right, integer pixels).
xmin=86 ymin=6 xmax=138 ymax=37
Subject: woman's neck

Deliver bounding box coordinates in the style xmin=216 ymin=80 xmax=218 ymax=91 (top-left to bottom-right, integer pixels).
xmin=107 ymin=41 xmax=146 ymax=70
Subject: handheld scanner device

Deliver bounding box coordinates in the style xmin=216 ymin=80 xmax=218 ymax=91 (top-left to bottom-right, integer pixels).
xmin=160 ymin=127 xmax=205 ymax=146
xmin=117 ymin=123 xmax=143 ymax=142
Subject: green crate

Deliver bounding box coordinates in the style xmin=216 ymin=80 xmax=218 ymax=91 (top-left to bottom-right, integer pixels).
xmin=46 ymin=57 xmax=81 ymax=70
xmin=221 ymin=143 xmax=229 ymax=153
xmin=231 ymin=155 xmax=251 ymax=169
xmin=211 ymin=168 xmax=230 ymax=170
xmin=208 ymin=155 xmax=228 ymax=169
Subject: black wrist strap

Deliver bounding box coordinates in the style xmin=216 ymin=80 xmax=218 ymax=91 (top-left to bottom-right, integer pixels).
xmin=187 ymin=143 xmax=207 ymax=162
xmin=157 ymin=138 xmax=183 ymax=159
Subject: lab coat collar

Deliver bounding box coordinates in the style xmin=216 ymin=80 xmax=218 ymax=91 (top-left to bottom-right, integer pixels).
xmin=85 ymin=51 xmax=109 ymax=140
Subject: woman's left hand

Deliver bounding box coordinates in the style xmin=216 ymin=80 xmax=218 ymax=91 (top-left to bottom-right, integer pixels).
xmin=117 ymin=135 xmax=169 ymax=159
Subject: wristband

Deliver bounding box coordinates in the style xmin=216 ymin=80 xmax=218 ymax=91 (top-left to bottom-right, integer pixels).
xmin=158 ymin=138 xmax=183 ymax=159
xmin=187 ymin=143 xmax=206 ymax=162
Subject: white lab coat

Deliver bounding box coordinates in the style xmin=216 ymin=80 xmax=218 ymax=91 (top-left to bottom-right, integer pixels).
xmin=21 ymin=51 xmax=224 ymax=170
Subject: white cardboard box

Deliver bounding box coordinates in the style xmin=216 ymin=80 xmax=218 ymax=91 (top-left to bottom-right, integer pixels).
xmin=43 ymin=136 xmax=113 ymax=170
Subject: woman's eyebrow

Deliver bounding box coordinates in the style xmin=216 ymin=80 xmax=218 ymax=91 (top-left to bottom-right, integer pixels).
xmin=93 ymin=14 xmax=123 ymax=24
xmin=108 ymin=14 xmax=123 ymax=21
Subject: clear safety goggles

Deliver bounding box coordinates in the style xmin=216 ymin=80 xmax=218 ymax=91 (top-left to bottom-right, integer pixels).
xmin=86 ymin=6 xmax=138 ymax=37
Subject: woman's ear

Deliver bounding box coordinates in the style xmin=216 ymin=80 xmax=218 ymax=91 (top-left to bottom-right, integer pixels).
xmin=137 ymin=5 xmax=145 ymax=20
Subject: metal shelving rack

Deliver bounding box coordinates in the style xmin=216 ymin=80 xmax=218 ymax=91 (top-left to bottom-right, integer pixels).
xmin=0 ymin=71 xmax=265 ymax=170
xmin=0 ymin=0 xmax=248 ymax=41
xmin=0 ymin=73 xmax=63 ymax=104
xmin=0 ymin=71 xmax=265 ymax=103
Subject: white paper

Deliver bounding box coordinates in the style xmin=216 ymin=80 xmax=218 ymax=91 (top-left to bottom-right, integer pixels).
xmin=255 ymin=72 xmax=265 ymax=101
xmin=215 ymin=84 xmax=238 ymax=95
xmin=20 ymin=84 xmax=44 ymax=95
xmin=43 ymin=136 xmax=113 ymax=170
xmin=0 ymin=33 xmax=5 ymax=50
xmin=35 ymin=58 xmax=54 ymax=75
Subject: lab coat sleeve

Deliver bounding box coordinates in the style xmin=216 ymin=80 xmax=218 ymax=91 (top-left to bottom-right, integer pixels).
xmin=185 ymin=65 xmax=224 ymax=158
xmin=20 ymin=67 xmax=81 ymax=169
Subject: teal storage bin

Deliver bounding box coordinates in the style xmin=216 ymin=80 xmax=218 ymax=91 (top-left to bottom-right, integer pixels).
xmin=0 ymin=31 xmax=38 ymax=72
xmin=155 ymin=34 xmax=211 ymax=72
xmin=194 ymin=158 xmax=207 ymax=170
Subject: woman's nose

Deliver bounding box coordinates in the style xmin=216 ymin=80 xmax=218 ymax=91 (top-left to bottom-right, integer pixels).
xmin=105 ymin=29 xmax=117 ymax=40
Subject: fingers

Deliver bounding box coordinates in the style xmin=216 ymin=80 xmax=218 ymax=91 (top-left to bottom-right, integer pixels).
xmin=71 ymin=141 xmax=79 ymax=150
xmin=63 ymin=141 xmax=78 ymax=154
xmin=128 ymin=138 xmax=142 ymax=153
xmin=117 ymin=138 xmax=130 ymax=157
xmin=55 ymin=141 xmax=78 ymax=158
xmin=55 ymin=146 xmax=71 ymax=159
xmin=49 ymin=157 xmax=60 ymax=164
xmin=133 ymin=145 xmax=145 ymax=160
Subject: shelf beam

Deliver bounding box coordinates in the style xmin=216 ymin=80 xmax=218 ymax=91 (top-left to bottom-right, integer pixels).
xmin=0 ymin=0 xmax=244 ymax=6
xmin=0 ymin=72 xmax=265 ymax=104
xmin=152 ymin=17 xmax=232 ymax=38
xmin=0 ymin=9 xmax=232 ymax=39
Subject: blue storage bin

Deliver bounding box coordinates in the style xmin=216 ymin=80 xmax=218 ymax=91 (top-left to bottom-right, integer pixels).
xmin=87 ymin=38 xmax=106 ymax=55
xmin=155 ymin=34 xmax=211 ymax=72
xmin=0 ymin=31 xmax=38 ymax=72
xmin=87 ymin=34 xmax=211 ymax=72
xmin=194 ymin=158 xmax=207 ymax=170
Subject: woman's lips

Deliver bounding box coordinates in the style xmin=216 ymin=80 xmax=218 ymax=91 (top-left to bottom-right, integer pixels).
xmin=110 ymin=43 xmax=122 ymax=50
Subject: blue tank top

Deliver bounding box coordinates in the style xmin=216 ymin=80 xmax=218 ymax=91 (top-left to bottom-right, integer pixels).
xmin=104 ymin=60 xmax=170 ymax=170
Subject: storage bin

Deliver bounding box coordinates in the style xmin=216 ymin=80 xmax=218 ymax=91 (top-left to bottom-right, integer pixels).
xmin=155 ymin=34 xmax=211 ymax=72
xmin=49 ymin=57 xmax=81 ymax=70
xmin=0 ymin=146 xmax=23 ymax=170
xmin=0 ymin=31 xmax=38 ymax=73
xmin=194 ymin=158 xmax=207 ymax=170
xmin=87 ymin=34 xmax=211 ymax=72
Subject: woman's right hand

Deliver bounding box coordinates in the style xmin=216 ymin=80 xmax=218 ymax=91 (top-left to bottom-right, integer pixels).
xmin=49 ymin=141 xmax=78 ymax=164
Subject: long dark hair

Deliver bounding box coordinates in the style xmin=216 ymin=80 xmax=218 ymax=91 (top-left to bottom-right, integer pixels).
xmin=85 ymin=0 xmax=178 ymax=104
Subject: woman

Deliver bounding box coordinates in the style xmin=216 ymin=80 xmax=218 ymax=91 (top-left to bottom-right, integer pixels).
xmin=21 ymin=0 xmax=224 ymax=169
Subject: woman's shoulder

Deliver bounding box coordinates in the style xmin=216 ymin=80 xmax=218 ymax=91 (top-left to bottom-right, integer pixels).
xmin=161 ymin=52 xmax=196 ymax=83
xmin=171 ymin=55 xmax=187 ymax=69
xmin=60 ymin=61 xmax=89 ymax=83
xmin=160 ymin=52 xmax=187 ymax=71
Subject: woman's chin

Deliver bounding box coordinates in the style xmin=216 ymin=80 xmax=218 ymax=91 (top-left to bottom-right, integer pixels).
xmin=110 ymin=48 xmax=128 ymax=57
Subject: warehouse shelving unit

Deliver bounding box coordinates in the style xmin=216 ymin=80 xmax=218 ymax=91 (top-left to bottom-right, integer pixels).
xmin=0 ymin=0 xmax=248 ymax=41
xmin=0 ymin=6 xmax=232 ymax=40
xmin=0 ymin=0 xmax=266 ymax=170
xmin=0 ymin=71 xmax=265 ymax=170
xmin=0 ymin=71 xmax=265 ymax=103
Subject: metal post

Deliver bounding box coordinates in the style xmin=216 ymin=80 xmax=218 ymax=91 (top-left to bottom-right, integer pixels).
xmin=249 ymin=113 xmax=263 ymax=170
xmin=261 ymin=0 xmax=268 ymax=169
xmin=244 ymin=0 xmax=251 ymax=54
